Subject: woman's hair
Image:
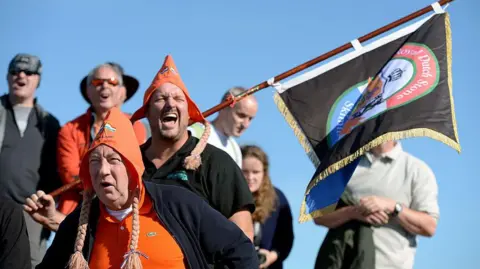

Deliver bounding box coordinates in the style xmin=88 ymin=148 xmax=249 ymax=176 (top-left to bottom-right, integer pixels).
xmin=241 ymin=145 xmax=277 ymax=224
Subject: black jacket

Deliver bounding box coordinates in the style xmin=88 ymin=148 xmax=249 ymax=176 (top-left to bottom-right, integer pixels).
xmin=36 ymin=182 xmax=259 ymax=269
xmin=0 ymin=198 xmax=31 ymax=269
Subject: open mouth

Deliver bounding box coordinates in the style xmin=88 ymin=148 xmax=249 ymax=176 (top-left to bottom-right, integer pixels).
xmin=101 ymin=182 xmax=114 ymax=188
xmin=14 ymin=80 xmax=26 ymax=87
xmin=99 ymin=92 xmax=110 ymax=100
xmin=161 ymin=113 xmax=178 ymax=124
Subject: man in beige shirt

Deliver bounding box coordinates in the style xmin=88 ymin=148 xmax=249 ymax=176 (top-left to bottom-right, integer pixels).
xmin=314 ymin=140 xmax=439 ymax=269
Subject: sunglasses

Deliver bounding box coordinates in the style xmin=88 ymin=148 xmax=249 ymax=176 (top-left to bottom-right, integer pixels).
xmin=91 ymin=78 xmax=120 ymax=87
xmin=9 ymin=70 xmax=39 ymax=76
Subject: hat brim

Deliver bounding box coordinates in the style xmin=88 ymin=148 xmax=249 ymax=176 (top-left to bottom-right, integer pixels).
xmin=80 ymin=74 xmax=139 ymax=105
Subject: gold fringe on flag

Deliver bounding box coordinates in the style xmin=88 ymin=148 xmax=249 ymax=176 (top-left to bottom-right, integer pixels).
xmin=274 ymin=13 xmax=461 ymax=223
xmin=273 ymin=92 xmax=321 ymax=168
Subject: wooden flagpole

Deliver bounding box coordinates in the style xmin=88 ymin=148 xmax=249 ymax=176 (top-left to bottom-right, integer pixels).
xmin=48 ymin=0 xmax=454 ymax=198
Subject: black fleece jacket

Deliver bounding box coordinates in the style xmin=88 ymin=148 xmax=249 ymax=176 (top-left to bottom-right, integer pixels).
xmin=36 ymin=182 xmax=259 ymax=269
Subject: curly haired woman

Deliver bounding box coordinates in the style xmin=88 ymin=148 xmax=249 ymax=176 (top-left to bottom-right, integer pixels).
xmin=241 ymin=145 xmax=295 ymax=269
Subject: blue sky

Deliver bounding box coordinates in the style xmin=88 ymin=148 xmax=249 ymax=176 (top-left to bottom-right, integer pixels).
xmin=1 ymin=0 xmax=477 ymax=268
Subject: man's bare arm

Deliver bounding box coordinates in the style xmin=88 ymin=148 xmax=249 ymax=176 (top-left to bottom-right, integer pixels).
xmin=396 ymin=205 xmax=437 ymax=237
xmin=229 ymin=210 xmax=254 ymax=242
xmin=359 ymin=196 xmax=437 ymax=237
xmin=313 ymin=206 xmax=358 ymax=228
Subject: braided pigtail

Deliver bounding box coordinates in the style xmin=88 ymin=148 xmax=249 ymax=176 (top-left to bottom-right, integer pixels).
xmin=121 ymin=191 xmax=147 ymax=269
xmin=184 ymin=120 xmax=211 ymax=170
xmin=68 ymin=190 xmax=93 ymax=269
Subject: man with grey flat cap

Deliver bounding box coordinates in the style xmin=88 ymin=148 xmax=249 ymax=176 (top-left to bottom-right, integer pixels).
xmin=0 ymin=53 xmax=61 ymax=267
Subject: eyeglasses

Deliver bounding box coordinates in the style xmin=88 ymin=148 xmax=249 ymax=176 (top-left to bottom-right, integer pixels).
xmin=91 ymin=78 xmax=120 ymax=87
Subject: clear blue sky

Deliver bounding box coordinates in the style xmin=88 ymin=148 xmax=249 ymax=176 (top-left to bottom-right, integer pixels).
xmin=1 ymin=0 xmax=477 ymax=268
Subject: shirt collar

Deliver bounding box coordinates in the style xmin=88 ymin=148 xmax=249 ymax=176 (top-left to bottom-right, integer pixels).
xmin=365 ymin=141 xmax=403 ymax=163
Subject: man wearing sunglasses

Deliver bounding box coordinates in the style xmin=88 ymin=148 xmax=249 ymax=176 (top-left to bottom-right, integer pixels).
xmin=55 ymin=62 xmax=148 ymax=217
xmin=0 ymin=53 xmax=62 ymax=267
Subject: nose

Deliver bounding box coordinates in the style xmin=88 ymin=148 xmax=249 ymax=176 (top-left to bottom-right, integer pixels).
xmin=164 ymin=96 xmax=177 ymax=109
xmin=101 ymin=80 xmax=111 ymax=88
xmin=97 ymin=158 xmax=111 ymax=178
xmin=242 ymin=118 xmax=251 ymax=129
xmin=16 ymin=71 xmax=27 ymax=78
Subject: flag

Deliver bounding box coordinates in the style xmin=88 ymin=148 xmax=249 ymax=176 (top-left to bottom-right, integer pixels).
xmin=273 ymin=11 xmax=460 ymax=223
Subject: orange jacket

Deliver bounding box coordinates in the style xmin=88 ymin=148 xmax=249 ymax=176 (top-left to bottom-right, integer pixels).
xmin=56 ymin=108 xmax=148 ymax=215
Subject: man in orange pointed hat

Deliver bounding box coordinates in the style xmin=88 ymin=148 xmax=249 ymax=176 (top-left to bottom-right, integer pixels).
xmin=36 ymin=107 xmax=259 ymax=269
xmin=130 ymin=55 xmax=255 ymax=241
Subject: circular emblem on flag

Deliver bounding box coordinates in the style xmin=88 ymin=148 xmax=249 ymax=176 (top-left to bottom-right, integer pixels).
xmin=326 ymin=42 xmax=440 ymax=147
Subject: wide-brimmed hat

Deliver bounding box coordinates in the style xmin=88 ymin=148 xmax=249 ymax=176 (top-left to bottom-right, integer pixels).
xmin=79 ymin=62 xmax=139 ymax=104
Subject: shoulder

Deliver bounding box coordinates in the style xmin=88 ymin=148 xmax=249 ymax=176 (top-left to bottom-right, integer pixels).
xmin=35 ymin=102 xmax=59 ymax=123
xmin=145 ymin=182 xmax=204 ymax=213
xmin=274 ymin=187 xmax=288 ymax=202
xmin=273 ymin=187 xmax=291 ymax=210
xmin=60 ymin=113 xmax=91 ymax=132
xmin=62 ymin=113 xmax=89 ymax=128
xmin=38 ymin=109 xmax=61 ymax=130
xmin=188 ymin=122 xmax=206 ymax=139
xmin=402 ymin=151 xmax=436 ymax=180
xmin=202 ymin=142 xmax=239 ymax=167
xmin=0 ymin=94 xmax=8 ymax=107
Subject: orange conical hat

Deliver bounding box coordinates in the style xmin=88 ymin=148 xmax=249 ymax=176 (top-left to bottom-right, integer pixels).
xmin=79 ymin=107 xmax=145 ymax=200
xmin=131 ymin=55 xmax=204 ymax=123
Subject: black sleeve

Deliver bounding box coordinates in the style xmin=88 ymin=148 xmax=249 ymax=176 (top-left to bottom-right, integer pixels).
xmin=38 ymin=115 xmax=62 ymax=195
xmin=198 ymin=199 xmax=259 ymax=269
xmin=0 ymin=200 xmax=31 ymax=269
xmin=206 ymin=149 xmax=255 ymax=218
xmin=270 ymin=189 xmax=294 ymax=263
xmin=36 ymin=209 xmax=79 ymax=269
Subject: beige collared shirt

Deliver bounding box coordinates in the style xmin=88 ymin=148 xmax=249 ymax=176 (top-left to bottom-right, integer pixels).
xmin=343 ymin=142 xmax=439 ymax=269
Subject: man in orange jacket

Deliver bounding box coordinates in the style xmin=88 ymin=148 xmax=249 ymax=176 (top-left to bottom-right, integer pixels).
xmin=56 ymin=62 xmax=149 ymax=216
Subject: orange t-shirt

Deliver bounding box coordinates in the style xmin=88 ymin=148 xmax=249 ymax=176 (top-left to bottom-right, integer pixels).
xmin=89 ymin=195 xmax=186 ymax=269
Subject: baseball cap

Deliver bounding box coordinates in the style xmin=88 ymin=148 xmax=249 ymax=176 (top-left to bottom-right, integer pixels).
xmin=8 ymin=53 xmax=42 ymax=75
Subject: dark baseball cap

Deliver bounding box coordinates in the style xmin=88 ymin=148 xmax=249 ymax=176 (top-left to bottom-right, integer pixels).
xmin=8 ymin=53 xmax=42 ymax=75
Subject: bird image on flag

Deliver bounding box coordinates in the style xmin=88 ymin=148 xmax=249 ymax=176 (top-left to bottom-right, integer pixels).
xmin=273 ymin=11 xmax=460 ymax=222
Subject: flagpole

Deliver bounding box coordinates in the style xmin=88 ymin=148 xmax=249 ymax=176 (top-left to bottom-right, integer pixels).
xmin=48 ymin=0 xmax=454 ymax=198
xmin=200 ymin=0 xmax=454 ymax=118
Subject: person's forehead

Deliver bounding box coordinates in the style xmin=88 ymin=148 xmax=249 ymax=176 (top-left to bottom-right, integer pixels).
xmin=91 ymin=144 xmax=118 ymax=155
xmin=154 ymin=83 xmax=185 ymax=96
xmin=94 ymin=66 xmax=119 ymax=79
xmin=236 ymin=96 xmax=257 ymax=110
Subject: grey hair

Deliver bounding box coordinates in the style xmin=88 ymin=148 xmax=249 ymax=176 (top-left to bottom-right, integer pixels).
xmin=221 ymin=86 xmax=247 ymax=102
xmin=86 ymin=63 xmax=124 ymax=87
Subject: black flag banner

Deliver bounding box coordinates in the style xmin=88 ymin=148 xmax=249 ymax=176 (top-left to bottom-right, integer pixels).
xmin=273 ymin=11 xmax=460 ymax=222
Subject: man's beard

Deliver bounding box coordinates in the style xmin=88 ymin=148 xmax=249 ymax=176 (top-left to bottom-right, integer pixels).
xmin=155 ymin=122 xmax=188 ymax=142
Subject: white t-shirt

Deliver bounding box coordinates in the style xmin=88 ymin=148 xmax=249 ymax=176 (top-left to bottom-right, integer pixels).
xmin=189 ymin=123 xmax=243 ymax=168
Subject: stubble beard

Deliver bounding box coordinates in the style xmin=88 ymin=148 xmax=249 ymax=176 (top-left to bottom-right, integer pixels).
xmin=156 ymin=123 xmax=188 ymax=143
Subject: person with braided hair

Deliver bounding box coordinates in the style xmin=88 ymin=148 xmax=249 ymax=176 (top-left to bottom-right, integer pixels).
xmin=130 ymin=55 xmax=255 ymax=242
xmin=36 ymin=107 xmax=259 ymax=269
